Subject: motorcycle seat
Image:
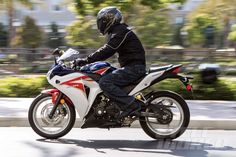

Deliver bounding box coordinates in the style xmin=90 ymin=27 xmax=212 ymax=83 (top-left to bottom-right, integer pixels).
xmin=149 ymin=64 xmax=173 ymax=73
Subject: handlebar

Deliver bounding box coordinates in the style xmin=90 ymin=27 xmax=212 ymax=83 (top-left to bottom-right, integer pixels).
xmin=56 ymin=58 xmax=82 ymax=71
xmin=57 ymin=60 xmax=65 ymax=66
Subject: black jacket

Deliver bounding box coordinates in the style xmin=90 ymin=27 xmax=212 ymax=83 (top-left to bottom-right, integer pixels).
xmin=86 ymin=23 xmax=146 ymax=67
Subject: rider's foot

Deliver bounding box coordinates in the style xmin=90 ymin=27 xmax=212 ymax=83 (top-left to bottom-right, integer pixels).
xmin=118 ymin=100 xmax=142 ymax=119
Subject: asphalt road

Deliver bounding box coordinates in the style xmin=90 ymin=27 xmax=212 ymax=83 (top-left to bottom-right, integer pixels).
xmin=1 ymin=98 xmax=236 ymax=129
xmin=0 ymin=127 xmax=236 ymax=157
xmin=1 ymin=98 xmax=236 ymax=120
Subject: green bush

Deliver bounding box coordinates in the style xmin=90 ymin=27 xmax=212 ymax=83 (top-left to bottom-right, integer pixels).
xmin=0 ymin=77 xmax=50 ymax=97
xmin=149 ymin=75 xmax=236 ymax=100
xmin=19 ymin=67 xmax=49 ymax=74
xmin=0 ymin=54 xmax=18 ymax=64
xmin=224 ymin=70 xmax=236 ymax=76
xmin=0 ymin=76 xmax=235 ymax=100
xmin=19 ymin=67 xmax=33 ymax=73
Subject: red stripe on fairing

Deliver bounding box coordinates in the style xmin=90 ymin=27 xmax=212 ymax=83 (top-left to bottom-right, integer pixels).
xmin=61 ymin=76 xmax=89 ymax=85
xmin=94 ymin=67 xmax=109 ymax=75
xmin=41 ymin=88 xmax=60 ymax=95
xmin=61 ymin=75 xmax=92 ymax=92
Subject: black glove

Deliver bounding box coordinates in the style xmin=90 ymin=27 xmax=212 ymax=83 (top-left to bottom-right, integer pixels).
xmin=74 ymin=58 xmax=88 ymax=67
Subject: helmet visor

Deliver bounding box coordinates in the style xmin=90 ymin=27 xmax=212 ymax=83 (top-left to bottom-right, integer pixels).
xmin=97 ymin=18 xmax=104 ymax=34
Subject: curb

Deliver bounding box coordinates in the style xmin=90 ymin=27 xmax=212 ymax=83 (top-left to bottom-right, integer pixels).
xmin=1 ymin=117 xmax=236 ymax=130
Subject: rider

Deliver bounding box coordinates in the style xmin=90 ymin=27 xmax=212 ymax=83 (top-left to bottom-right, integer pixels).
xmin=75 ymin=6 xmax=146 ymax=118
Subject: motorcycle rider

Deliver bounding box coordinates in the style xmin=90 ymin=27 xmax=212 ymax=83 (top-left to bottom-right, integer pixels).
xmin=75 ymin=6 xmax=146 ymax=119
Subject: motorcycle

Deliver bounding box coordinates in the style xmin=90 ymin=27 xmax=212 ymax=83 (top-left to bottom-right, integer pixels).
xmin=28 ymin=48 xmax=193 ymax=140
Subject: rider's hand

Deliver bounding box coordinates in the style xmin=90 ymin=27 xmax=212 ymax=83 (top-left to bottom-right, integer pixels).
xmin=71 ymin=58 xmax=88 ymax=69
xmin=76 ymin=58 xmax=88 ymax=66
xmin=58 ymin=60 xmax=66 ymax=67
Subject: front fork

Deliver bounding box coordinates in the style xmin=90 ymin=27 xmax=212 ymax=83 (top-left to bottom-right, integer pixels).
xmin=48 ymin=92 xmax=63 ymax=119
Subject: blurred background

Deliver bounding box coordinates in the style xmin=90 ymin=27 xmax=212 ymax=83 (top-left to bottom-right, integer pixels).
xmin=0 ymin=0 xmax=235 ymax=100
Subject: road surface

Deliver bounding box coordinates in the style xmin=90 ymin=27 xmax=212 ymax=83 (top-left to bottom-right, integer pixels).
xmin=1 ymin=98 xmax=236 ymax=129
xmin=0 ymin=127 xmax=235 ymax=157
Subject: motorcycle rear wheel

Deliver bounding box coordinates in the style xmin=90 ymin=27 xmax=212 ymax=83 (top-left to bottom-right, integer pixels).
xmin=139 ymin=91 xmax=190 ymax=140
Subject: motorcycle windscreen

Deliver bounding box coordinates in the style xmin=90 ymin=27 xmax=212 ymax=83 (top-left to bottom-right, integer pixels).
xmin=58 ymin=48 xmax=80 ymax=62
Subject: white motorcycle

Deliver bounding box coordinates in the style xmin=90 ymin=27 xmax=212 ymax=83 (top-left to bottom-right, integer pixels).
xmin=28 ymin=48 xmax=193 ymax=140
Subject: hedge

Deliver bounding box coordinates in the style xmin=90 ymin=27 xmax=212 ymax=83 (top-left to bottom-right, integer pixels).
xmin=0 ymin=76 xmax=49 ymax=97
xmin=0 ymin=76 xmax=236 ymax=100
xmin=149 ymin=76 xmax=236 ymax=100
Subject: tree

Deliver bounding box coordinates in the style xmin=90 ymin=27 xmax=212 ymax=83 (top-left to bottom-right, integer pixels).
xmin=227 ymin=24 xmax=236 ymax=48
xmin=73 ymin=0 xmax=186 ymax=16
xmin=66 ymin=0 xmax=183 ymax=48
xmin=184 ymin=0 xmax=236 ymax=48
xmin=228 ymin=25 xmax=236 ymax=41
xmin=66 ymin=17 xmax=105 ymax=48
xmin=12 ymin=16 xmax=43 ymax=48
xmin=134 ymin=10 xmax=172 ymax=48
xmin=47 ymin=22 xmax=65 ymax=48
xmin=183 ymin=14 xmax=219 ymax=47
xmin=0 ymin=0 xmax=31 ymax=47
xmin=171 ymin=24 xmax=183 ymax=46
xmin=0 ymin=23 xmax=8 ymax=47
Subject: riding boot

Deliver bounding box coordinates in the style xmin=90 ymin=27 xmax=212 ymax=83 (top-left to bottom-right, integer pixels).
xmin=118 ymin=100 xmax=142 ymax=119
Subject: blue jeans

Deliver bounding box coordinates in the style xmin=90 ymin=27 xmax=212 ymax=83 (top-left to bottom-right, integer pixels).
xmin=99 ymin=65 xmax=146 ymax=106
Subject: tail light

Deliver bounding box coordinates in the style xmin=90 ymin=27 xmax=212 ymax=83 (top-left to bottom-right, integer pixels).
xmin=186 ymin=84 xmax=193 ymax=91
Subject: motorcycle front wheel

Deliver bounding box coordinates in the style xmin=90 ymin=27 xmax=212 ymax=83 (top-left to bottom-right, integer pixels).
xmin=139 ymin=91 xmax=190 ymax=140
xmin=28 ymin=93 xmax=76 ymax=139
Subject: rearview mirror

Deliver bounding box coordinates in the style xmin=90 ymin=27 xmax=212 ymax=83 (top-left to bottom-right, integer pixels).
xmin=52 ymin=48 xmax=64 ymax=56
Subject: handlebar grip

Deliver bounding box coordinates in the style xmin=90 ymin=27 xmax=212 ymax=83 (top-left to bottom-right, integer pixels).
xmin=57 ymin=60 xmax=66 ymax=67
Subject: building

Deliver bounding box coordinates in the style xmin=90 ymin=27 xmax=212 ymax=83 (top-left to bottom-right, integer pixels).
xmin=0 ymin=0 xmax=77 ymax=32
xmin=0 ymin=0 xmax=206 ymax=28
xmin=168 ymin=0 xmax=206 ymax=25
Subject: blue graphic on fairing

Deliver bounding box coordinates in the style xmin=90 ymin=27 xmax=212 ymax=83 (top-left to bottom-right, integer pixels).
xmin=80 ymin=61 xmax=116 ymax=76
xmin=49 ymin=64 xmax=75 ymax=79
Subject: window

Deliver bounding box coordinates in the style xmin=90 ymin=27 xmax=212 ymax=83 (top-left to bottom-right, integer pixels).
xmin=52 ymin=4 xmax=65 ymax=12
xmin=51 ymin=0 xmax=65 ymax=12
xmin=53 ymin=4 xmax=61 ymax=11
xmin=29 ymin=3 xmax=40 ymax=12
xmin=175 ymin=17 xmax=184 ymax=24
xmin=177 ymin=5 xmax=183 ymax=10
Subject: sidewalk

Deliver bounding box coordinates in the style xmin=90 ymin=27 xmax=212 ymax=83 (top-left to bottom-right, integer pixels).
xmin=0 ymin=98 xmax=236 ymax=129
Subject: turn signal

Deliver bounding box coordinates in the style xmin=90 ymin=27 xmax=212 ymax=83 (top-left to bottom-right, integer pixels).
xmin=136 ymin=94 xmax=142 ymax=100
xmin=60 ymin=99 xmax=65 ymax=104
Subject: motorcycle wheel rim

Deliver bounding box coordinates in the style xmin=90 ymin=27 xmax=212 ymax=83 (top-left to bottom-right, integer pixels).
xmin=145 ymin=96 xmax=184 ymax=136
xmin=32 ymin=96 xmax=71 ymax=135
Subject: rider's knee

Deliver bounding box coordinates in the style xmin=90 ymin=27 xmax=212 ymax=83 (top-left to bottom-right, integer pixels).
xmin=98 ymin=77 xmax=108 ymax=90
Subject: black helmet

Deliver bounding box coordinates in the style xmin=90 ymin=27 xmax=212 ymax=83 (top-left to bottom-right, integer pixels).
xmin=97 ymin=6 xmax=122 ymax=35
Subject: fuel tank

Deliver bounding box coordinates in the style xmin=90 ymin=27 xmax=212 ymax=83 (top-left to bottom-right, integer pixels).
xmin=80 ymin=61 xmax=116 ymax=76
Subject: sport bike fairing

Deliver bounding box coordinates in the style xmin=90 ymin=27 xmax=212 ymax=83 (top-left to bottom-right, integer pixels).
xmin=47 ymin=48 xmax=166 ymax=120
xmin=47 ymin=66 xmax=164 ymax=120
xmin=47 ymin=71 xmax=101 ymax=119
xmin=129 ymin=71 xmax=164 ymax=95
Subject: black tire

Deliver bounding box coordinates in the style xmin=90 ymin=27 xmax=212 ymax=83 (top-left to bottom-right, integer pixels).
xmin=28 ymin=93 xmax=76 ymax=139
xmin=139 ymin=90 xmax=190 ymax=140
